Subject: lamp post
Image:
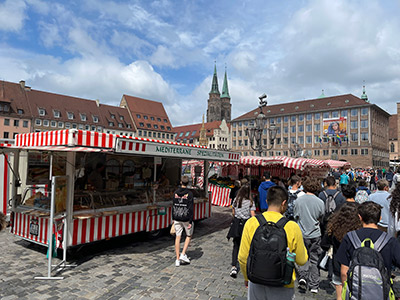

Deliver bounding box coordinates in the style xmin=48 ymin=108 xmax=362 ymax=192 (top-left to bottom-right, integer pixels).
xmin=245 ymin=94 xmax=278 ymax=156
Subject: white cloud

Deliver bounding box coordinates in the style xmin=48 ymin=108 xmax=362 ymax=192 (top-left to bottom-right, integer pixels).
xmin=0 ymin=0 xmax=27 ymax=32
xmin=149 ymin=45 xmax=175 ymax=68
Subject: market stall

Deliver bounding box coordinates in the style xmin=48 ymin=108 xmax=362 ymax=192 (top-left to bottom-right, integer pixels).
xmin=3 ymin=129 xmax=240 ymax=252
xmin=324 ymin=159 xmax=351 ymax=170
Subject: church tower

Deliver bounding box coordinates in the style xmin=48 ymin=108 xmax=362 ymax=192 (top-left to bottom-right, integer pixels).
xmin=206 ymin=64 xmax=231 ymax=122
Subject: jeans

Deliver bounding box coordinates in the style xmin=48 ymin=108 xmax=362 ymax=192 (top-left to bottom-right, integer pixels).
xmin=297 ymin=236 xmax=322 ymax=290
xmin=232 ymin=237 xmax=240 ymax=267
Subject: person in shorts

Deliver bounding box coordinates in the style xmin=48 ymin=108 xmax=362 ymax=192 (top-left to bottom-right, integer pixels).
xmin=172 ymin=176 xmax=194 ymax=267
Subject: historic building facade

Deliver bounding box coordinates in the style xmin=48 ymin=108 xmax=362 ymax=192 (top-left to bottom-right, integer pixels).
xmin=230 ymin=93 xmax=390 ymax=169
xmin=206 ymin=65 xmax=231 ymax=123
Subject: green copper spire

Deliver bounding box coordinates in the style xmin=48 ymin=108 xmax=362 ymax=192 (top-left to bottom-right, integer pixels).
xmin=361 ymin=84 xmax=369 ymax=102
xmin=209 ymin=63 xmax=220 ymax=95
xmin=318 ymin=89 xmax=325 ymax=98
xmin=221 ymin=68 xmax=230 ymax=98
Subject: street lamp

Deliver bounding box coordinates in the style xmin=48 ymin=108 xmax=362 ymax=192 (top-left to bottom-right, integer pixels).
xmin=245 ymin=94 xmax=278 ymax=156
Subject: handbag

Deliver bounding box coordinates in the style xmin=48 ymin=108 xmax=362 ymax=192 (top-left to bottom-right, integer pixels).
xmin=170 ymin=223 xmax=176 ymax=236
xmin=318 ymin=245 xmax=333 ymax=271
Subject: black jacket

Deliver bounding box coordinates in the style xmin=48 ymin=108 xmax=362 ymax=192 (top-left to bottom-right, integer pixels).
xmin=172 ymin=187 xmax=194 ymax=224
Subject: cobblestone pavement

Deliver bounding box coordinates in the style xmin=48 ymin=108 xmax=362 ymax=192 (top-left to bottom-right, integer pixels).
xmin=0 ymin=206 xmax=380 ymax=300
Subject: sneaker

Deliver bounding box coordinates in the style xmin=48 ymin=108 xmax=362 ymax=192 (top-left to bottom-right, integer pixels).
xmin=230 ymin=267 xmax=238 ymax=278
xmin=298 ymin=279 xmax=307 ymax=291
xmin=310 ymin=288 xmax=318 ymax=294
xmin=180 ymin=253 xmax=190 ymax=264
xmin=175 ymin=259 xmax=180 ymax=267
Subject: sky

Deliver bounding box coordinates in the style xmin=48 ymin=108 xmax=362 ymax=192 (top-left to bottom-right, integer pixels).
xmin=0 ymin=0 xmax=400 ymax=126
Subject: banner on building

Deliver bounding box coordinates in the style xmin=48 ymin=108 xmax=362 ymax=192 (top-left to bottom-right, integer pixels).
xmin=323 ymin=117 xmax=347 ymax=137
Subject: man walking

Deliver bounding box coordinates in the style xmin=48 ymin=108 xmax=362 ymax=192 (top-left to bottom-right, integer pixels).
xmin=172 ymin=176 xmax=194 ymax=266
xmin=367 ymin=179 xmax=390 ymax=232
xmin=294 ymin=177 xmax=325 ymax=294
xmin=258 ymin=171 xmax=276 ymax=212
xmin=238 ymin=186 xmax=308 ymax=299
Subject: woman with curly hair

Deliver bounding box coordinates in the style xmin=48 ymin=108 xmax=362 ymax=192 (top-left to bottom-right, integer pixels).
xmin=388 ymin=183 xmax=400 ymax=238
xmin=321 ymin=202 xmax=362 ymax=300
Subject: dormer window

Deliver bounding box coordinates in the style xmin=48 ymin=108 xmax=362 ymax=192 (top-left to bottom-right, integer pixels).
xmin=92 ymin=115 xmax=99 ymax=123
xmin=53 ymin=110 xmax=60 ymax=118
xmin=154 ymin=124 xmax=158 ymax=129
xmin=136 ymin=114 xmax=141 ymax=118
xmin=17 ymin=109 xmax=24 ymax=114
xmin=3 ymin=104 xmax=9 ymax=112
xmin=164 ymin=119 xmax=168 ymax=123
xmin=144 ymin=115 xmax=148 ymax=120
xmin=157 ymin=118 xmax=161 ymax=122
xmin=119 ymin=116 xmax=124 ymax=120
xmin=127 ymin=124 xmax=132 ymax=129
xmin=150 ymin=116 xmax=155 ymax=121
xmin=80 ymin=113 xmax=87 ymax=121
xmin=118 ymin=123 xmax=123 ymax=128
xmin=110 ymin=114 xmax=115 ymax=119
xmin=109 ymin=122 xmax=114 ymax=126
xmin=67 ymin=112 xmax=74 ymax=120
xmin=39 ymin=108 xmax=46 ymax=116
xmin=139 ymin=122 xmax=144 ymax=127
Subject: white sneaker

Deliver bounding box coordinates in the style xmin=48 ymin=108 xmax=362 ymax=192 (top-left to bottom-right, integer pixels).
xmin=310 ymin=288 xmax=318 ymax=294
xmin=175 ymin=259 xmax=180 ymax=267
xmin=179 ymin=253 xmax=190 ymax=264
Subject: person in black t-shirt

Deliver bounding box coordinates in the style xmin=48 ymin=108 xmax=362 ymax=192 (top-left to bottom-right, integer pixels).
xmin=336 ymin=201 xmax=400 ymax=284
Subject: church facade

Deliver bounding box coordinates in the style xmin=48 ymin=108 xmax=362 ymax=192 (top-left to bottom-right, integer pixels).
xmin=206 ymin=65 xmax=231 ymax=123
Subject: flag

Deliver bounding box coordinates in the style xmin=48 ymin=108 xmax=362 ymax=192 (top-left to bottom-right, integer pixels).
xmin=336 ymin=134 xmax=342 ymax=145
xmin=318 ymin=136 xmax=322 ymax=145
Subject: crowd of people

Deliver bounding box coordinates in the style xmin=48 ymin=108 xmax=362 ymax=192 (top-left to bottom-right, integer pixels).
xmin=225 ymin=167 xmax=400 ymax=300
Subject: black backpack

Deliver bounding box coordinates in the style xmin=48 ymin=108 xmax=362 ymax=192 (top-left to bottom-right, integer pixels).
xmin=343 ymin=231 xmax=394 ymax=300
xmin=285 ymin=190 xmax=301 ymax=220
xmin=247 ymin=215 xmax=289 ymax=286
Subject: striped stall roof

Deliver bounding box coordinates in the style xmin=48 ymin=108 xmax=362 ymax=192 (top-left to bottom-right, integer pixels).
xmin=324 ymin=159 xmax=351 ymax=169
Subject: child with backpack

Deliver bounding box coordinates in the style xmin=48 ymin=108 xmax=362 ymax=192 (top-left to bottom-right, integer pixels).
xmin=336 ymin=201 xmax=400 ymax=300
xmin=238 ymin=186 xmax=308 ymax=300
xmin=285 ymin=175 xmax=304 ymax=220
xmin=355 ymin=179 xmax=371 ymax=204
xmin=321 ymin=202 xmax=362 ymax=300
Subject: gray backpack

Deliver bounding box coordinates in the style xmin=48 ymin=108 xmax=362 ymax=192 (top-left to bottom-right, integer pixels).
xmin=343 ymin=231 xmax=394 ymax=300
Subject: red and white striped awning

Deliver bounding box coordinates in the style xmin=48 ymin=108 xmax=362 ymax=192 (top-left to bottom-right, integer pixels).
xmin=217 ymin=156 xmax=283 ymax=167
xmin=324 ymin=160 xmax=351 ymax=169
xmin=281 ymin=157 xmax=330 ymax=170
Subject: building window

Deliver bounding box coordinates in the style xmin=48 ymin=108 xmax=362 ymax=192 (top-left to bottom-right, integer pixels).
xmin=323 ymin=112 xmax=329 ymax=119
xmin=35 ymin=119 xmax=41 ymax=126
xmin=306 ymin=136 xmax=312 ymax=144
xmin=341 ymin=110 xmax=348 ymax=117
xmin=13 ymin=120 xmax=19 ymax=127
xmin=351 ymin=133 xmax=358 ymax=142
xmin=109 ymin=122 xmax=114 ymax=126
xmin=314 ymin=150 xmax=320 ymax=156
xmin=351 ymin=149 xmax=358 ymax=155
xmin=323 ymin=150 xmax=329 ymax=156
xmin=298 ymin=114 xmax=304 ymax=121
xmin=4 ymin=119 xmax=10 ymax=126
xmin=38 ymin=108 xmax=46 ymax=116
xmin=233 ymin=131 xmax=236 ymax=137
xmin=3 ymin=132 xmax=9 ymax=138
xmin=67 ymin=112 xmax=74 ymax=119
xmin=314 ymin=113 xmax=320 ymax=119
xmin=283 ymin=126 xmax=288 ymax=133
xmin=361 ymin=120 xmax=368 ymax=128
xmin=144 ymin=116 xmax=148 ymax=120
xmin=58 ymin=122 xmax=64 ymax=128
xmin=138 ymin=130 xmax=142 ymax=136
xmin=167 ymin=126 xmax=171 ymax=131
xmin=139 ymin=122 xmax=144 ymax=127
xmin=306 ymin=124 xmax=312 ymax=132
xmin=361 ymin=107 xmax=368 ymax=115
xmin=276 ymin=117 xmax=281 ymax=124
xmin=306 ymin=114 xmax=312 ymax=121
xmin=244 ymin=140 xmax=248 ymax=146
xmin=119 ymin=123 xmax=123 ymax=128
xmin=284 ymin=116 xmax=289 ymax=123
xmin=361 ymin=149 xmax=369 ymax=155
xmin=291 ymin=137 xmax=296 ymax=144
xmin=72 ymin=123 xmax=77 ymax=129
xmin=143 ymin=131 xmax=147 ymax=137
xmin=361 ymin=132 xmax=369 ymax=141
xmin=351 ymin=120 xmax=358 ymax=129
xmin=110 ymin=114 xmax=115 ymax=119
xmin=158 ymin=133 xmax=161 ymax=138
xmin=283 ymin=137 xmax=288 ymax=144
xmin=391 ymin=143 xmax=395 ymax=153
xmin=23 ymin=120 xmax=28 ymax=128
xmin=341 ymin=149 xmax=348 ymax=156
xmin=164 ymin=119 xmax=168 ymax=123
xmin=91 ymin=125 xmax=96 ymax=131
xmin=80 ymin=114 xmax=87 ymax=121
xmin=51 ymin=121 xmax=57 ymax=127
xmin=65 ymin=122 xmax=71 ymax=129
xmin=291 ymin=116 xmax=296 ymax=122
xmin=233 ymin=122 xmax=237 ymax=128
xmin=298 ymin=136 xmax=304 ymax=144
xmin=78 ymin=124 xmax=83 ymax=129
xmin=331 ymin=149 xmax=338 ymax=154
xmin=314 ymin=124 xmax=320 ymax=131
xmin=53 ymin=110 xmax=60 ymax=118
xmin=291 ymin=126 xmax=296 ymax=133
xmin=332 ymin=111 xmax=339 ymax=118
xmin=147 ymin=124 xmax=151 ymax=128
xmin=351 ymin=109 xmax=358 ymax=116
xmin=238 ymin=122 xmax=242 ymax=126
xmin=17 ymin=109 xmax=24 ymax=114
xmin=150 ymin=116 xmax=155 ymax=121
xmin=92 ymin=116 xmax=99 ymax=123
xmin=137 ymin=114 xmax=141 ymax=118
xmin=299 ymin=125 xmax=304 ymax=132
xmin=153 ymin=124 xmax=158 ymax=129
xmin=160 ymin=125 xmax=165 ymax=130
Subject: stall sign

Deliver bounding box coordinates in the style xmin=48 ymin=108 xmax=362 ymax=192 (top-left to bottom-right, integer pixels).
xmin=29 ymin=218 xmax=39 ymax=236
xmin=115 ymin=138 xmax=240 ymax=162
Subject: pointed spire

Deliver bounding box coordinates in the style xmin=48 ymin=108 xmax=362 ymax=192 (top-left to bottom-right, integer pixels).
xmin=361 ymin=81 xmax=369 ymax=102
xmin=221 ymin=66 xmax=230 ymax=99
xmin=318 ymin=89 xmax=325 ymax=98
xmin=209 ymin=62 xmax=220 ymax=95
xmin=199 ymin=114 xmax=207 ymax=147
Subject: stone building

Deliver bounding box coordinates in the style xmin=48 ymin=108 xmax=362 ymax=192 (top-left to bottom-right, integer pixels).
xmin=230 ymin=93 xmax=390 ymax=169
xmin=206 ymin=65 xmax=231 ymax=123
xmin=389 ymin=105 xmax=399 ymax=166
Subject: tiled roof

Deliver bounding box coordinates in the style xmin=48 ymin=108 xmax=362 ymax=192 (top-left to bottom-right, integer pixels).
xmin=98 ymin=103 xmax=135 ymax=132
xmin=26 ymin=88 xmax=103 ymax=126
xmin=389 ymin=114 xmax=398 ymax=140
xmin=0 ymin=81 xmax=32 ymax=118
xmin=232 ymin=94 xmax=379 ymax=121
xmin=122 ymin=95 xmax=172 ymax=133
xmin=173 ymin=121 xmax=226 ymax=139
